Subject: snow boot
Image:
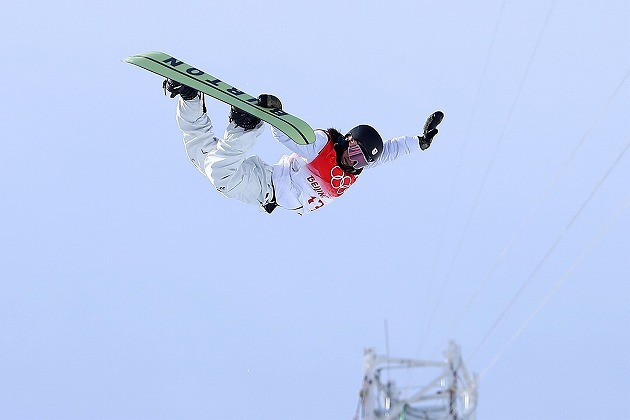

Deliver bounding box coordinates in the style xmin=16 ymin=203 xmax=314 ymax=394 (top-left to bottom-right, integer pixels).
xmin=163 ymin=79 xmax=199 ymax=100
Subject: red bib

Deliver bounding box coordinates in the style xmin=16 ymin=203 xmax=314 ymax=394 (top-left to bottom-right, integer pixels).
xmin=305 ymin=136 xmax=358 ymax=198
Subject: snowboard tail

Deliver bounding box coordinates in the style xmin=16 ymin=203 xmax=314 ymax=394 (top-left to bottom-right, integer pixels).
xmin=124 ymin=51 xmax=315 ymax=145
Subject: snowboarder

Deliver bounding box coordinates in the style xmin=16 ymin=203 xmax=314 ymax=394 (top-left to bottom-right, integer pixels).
xmin=163 ymin=79 xmax=444 ymax=215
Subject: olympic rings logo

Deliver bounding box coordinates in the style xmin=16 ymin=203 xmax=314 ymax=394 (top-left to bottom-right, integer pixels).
xmin=330 ymin=166 xmax=353 ymax=195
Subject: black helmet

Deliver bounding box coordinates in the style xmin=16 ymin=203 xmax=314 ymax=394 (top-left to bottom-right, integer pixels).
xmin=346 ymin=125 xmax=383 ymax=163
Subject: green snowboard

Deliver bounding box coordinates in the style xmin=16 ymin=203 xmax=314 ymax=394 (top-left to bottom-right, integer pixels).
xmin=124 ymin=51 xmax=315 ymax=145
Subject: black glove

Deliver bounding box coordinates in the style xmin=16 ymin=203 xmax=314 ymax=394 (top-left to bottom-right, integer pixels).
xmin=229 ymin=94 xmax=282 ymax=130
xmin=419 ymin=111 xmax=444 ymax=150
xmin=163 ymin=79 xmax=199 ymax=100
xmin=258 ymin=94 xmax=282 ymax=109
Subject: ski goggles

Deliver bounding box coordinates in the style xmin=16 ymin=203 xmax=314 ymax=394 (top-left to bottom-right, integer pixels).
xmin=347 ymin=139 xmax=370 ymax=169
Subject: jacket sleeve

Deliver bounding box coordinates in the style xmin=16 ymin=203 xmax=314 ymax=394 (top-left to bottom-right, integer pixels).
xmin=175 ymin=98 xmax=218 ymax=174
xmin=271 ymin=126 xmax=329 ymax=163
xmin=366 ymin=135 xmax=420 ymax=169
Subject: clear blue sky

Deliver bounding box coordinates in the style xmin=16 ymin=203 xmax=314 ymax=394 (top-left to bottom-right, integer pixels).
xmin=2 ymin=0 xmax=628 ymax=419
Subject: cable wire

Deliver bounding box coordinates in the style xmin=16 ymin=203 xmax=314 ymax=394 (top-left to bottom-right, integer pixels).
xmin=470 ymin=137 xmax=630 ymax=361
xmin=479 ymin=193 xmax=630 ymax=378
xmin=416 ymin=0 xmax=507 ymax=357
xmin=424 ymin=0 xmax=557 ymax=355
xmin=448 ymin=67 xmax=630 ymax=336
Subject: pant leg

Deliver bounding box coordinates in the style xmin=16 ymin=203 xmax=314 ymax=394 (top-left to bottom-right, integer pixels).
xmin=203 ymin=121 xmax=274 ymax=208
xmin=176 ymin=98 xmax=219 ymax=173
xmin=176 ymin=98 xmax=274 ymax=209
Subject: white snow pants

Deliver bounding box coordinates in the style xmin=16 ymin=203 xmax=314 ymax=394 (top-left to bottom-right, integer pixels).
xmin=176 ymin=98 xmax=275 ymax=210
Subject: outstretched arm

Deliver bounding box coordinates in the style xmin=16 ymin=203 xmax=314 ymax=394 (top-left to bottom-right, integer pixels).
xmin=257 ymin=94 xmax=327 ymax=162
xmin=367 ymin=135 xmax=420 ymax=168
xmin=367 ymin=111 xmax=444 ymax=168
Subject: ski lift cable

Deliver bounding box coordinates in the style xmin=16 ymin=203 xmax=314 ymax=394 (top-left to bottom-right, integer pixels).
xmin=447 ymin=67 xmax=630 ymax=337
xmin=416 ymin=0 xmax=508 ymax=358
xmin=478 ymin=193 xmax=630 ymax=378
xmin=422 ymin=0 xmax=557 ymax=357
xmin=469 ymin=137 xmax=630 ymax=362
